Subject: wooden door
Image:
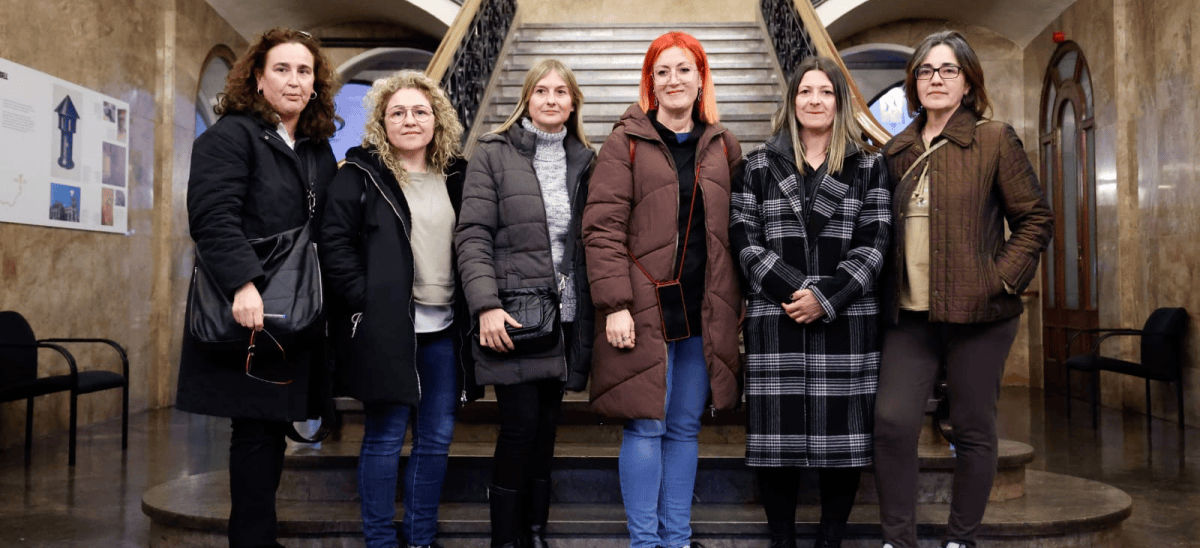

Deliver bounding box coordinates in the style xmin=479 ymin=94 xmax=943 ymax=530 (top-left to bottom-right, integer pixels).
xmin=1039 ymin=43 xmax=1099 ymax=397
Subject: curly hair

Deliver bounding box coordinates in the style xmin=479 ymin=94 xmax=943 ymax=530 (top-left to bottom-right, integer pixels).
xmin=638 ymin=32 xmax=719 ymax=123
xmin=361 ymin=70 xmax=463 ymax=186
xmin=214 ymin=28 xmax=340 ymax=140
xmin=492 ymin=59 xmax=591 ymax=149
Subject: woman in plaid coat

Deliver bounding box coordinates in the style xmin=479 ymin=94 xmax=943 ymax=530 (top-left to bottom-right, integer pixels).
xmin=729 ymin=56 xmax=891 ymax=548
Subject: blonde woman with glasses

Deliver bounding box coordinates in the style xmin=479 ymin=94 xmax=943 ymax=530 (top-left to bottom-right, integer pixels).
xmin=319 ymin=70 xmax=477 ymax=548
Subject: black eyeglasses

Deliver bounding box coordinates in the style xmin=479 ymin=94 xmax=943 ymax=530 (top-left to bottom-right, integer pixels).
xmin=245 ymin=329 xmax=291 ymax=385
xmin=915 ymin=65 xmax=962 ymax=80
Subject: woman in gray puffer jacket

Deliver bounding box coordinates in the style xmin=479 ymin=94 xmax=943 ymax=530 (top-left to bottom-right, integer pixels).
xmin=455 ymin=59 xmax=595 ymax=548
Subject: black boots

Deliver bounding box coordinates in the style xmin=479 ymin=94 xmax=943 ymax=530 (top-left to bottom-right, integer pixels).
xmin=766 ymin=520 xmax=798 ymax=548
xmin=811 ymin=519 xmax=847 ymax=548
xmin=490 ymin=479 xmax=553 ymax=548
xmin=489 ymin=484 xmax=522 ymax=548
xmin=526 ymin=478 xmax=552 ymax=548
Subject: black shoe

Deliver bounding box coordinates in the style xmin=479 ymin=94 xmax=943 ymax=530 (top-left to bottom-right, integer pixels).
xmin=526 ymin=478 xmax=551 ymax=548
xmin=812 ymin=519 xmax=847 ymax=548
xmin=489 ymin=484 xmax=523 ymax=548
xmin=766 ymin=518 xmax=797 ymax=548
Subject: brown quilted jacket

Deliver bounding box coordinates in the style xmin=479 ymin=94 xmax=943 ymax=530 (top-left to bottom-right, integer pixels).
xmin=584 ymin=105 xmax=743 ymax=420
xmin=883 ymin=108 xmax=1053 ymax=324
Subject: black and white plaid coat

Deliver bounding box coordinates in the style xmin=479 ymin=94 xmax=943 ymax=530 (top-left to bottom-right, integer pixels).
xmin=730 ymin=133 xmax=891 ymax=467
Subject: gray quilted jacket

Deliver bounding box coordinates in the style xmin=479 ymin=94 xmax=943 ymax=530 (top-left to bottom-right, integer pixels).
xmin=455 ymin=124 xmax=596 ymax=387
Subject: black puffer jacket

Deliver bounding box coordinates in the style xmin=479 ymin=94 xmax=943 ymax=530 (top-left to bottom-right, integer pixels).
xmin=455 ymin=124 xmax=596 ymax=389
xmin=319 ymin=146 xmax=481 ymax=407
xmin=177 ymin=114 xmax=337 ymax=422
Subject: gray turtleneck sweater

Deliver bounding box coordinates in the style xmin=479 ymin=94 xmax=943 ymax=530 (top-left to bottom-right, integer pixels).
xmin=521 ymin=117 xmax=577 ymax=322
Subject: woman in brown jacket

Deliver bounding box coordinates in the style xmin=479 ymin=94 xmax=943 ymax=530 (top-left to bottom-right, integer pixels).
xmin=583 ymin=32 xmax=741 ymax=548
xmin=873 ymin=31 xmax=1053 ymax=548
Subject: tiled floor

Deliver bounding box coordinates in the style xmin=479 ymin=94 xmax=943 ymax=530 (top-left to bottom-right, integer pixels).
xmin=0 ymin=387 xmax=1196 ymax=547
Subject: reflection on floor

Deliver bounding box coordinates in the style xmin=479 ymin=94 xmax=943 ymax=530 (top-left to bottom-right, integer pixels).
xmin=0 ymin=387 xmax=1195 ymax=547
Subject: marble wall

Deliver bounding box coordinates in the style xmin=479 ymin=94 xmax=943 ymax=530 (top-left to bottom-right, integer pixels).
xmin=1023 ymin=0 xmax=1200 ymax=425
xmin=0 ymin=0 xmax=244 ymax=450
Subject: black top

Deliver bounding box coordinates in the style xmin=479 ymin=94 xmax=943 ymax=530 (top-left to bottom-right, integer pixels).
xmin=802 ymin=160 xmax=827 ymax=220
xmin=650 ymin=111 xmax=707 ymax=331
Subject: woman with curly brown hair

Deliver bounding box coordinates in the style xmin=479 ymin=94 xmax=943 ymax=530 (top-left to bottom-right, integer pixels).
xmin=320 ymin=70 xmax=477 ymax=548
xmin=176 ymin=28 xmax=340 ymax=548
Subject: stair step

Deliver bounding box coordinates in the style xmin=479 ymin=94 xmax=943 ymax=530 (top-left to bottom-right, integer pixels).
xmin=495 ymin=70 xmax=782 ymax=87
xmin=143 ymin=469 xmax=1132 ymax=547
xmin=275 ymin=432 xmax=1033 ymax=505
xmin=503 ymin=57 xmax=775 ymax=71
xmin=508 ymin=40 xmax=770 ymax=55
xmin=517 ymin=26 xmax=765 ymax=43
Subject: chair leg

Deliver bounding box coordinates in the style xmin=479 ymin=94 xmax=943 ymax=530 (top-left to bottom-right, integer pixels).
xmin=25 ymin=398 xmax=34 ymax=465
xmin=1177 ymin=379 xmax=1186 ymax=430
xmin=69 ymin=391 xmax=77 ymax=467
xmin=1145 ymin=379 xmax=1153 ymax=431
xmin=1090 ymin=370 xmax=1101 ymax=430
xmin=1066 ymin=369 xmax=1073 ymax=419
xmin=121 ymin=383 xmax=129 ymax=450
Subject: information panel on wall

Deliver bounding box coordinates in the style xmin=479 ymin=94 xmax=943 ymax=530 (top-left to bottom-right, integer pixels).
xmin=0 ymin=57 xmax=129 ymax=234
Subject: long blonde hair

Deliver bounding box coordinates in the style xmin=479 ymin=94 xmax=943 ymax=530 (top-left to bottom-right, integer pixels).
xmin=361 ymin=70 xmax=463 ymax=186
xmin=493 ymin=59 xmax=591 ymax=148
xmin=771 ymin=56 xmax=873 ymax=175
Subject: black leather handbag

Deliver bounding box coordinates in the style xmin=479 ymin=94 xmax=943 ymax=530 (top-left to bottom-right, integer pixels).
xmin=478 ymin=286 xmax=560 ymax=357
xmin=187 ymin=222 xmax=324 ymax=343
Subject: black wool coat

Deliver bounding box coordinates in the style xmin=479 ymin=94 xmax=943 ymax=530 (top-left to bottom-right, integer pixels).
xmin=729 ymin=133 xmax=891 ymax=467
xmin=319 ymin=146 xmax=481 ymax=408
xmin=177 ymin=114 xmax=337 ymax=422
xmin=455 ymin=125 xmax=596 ymax=388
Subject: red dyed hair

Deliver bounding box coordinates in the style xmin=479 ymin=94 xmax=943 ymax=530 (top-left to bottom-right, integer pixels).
xmin=638 ymin=32 xmax=720 ymax=123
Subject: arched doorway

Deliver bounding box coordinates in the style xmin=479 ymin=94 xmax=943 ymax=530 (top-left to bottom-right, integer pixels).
xmin=1039 ymin=41 xmax=1098 ymax=397
xmin=195 ymin=46 xmax=235 ymax=137
xmin=840 ymin=43 xmax=914 ymax=137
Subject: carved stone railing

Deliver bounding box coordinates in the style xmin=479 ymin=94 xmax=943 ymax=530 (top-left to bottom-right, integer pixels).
xmin=426 ymin=0 xmax=517 ymax=137
xmin=760 ymin=0 xmax=891 ymax=144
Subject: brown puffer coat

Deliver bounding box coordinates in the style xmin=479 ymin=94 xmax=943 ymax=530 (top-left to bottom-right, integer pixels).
xmin=584 ymin=104 xmax=743 ymax=420
xmin=882 ymin=107 xmax=1053 ymax=324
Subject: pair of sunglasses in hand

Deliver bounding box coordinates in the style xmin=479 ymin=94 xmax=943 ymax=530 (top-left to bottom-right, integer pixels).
xmin=245 ymin=328 xmax=291 ymax=385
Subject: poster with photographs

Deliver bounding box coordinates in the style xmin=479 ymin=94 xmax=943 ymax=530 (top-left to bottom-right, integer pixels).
xmin=0 ymin=56 xmax=129 ymax=233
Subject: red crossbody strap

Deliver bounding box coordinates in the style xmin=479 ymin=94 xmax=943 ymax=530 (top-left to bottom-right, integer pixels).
xmin=625 ymin=137 xmax=701 ymax=285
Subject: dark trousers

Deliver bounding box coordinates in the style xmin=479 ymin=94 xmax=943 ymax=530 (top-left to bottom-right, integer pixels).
xmin=228 ymin=417 xmax=290 ymax=548
xmin=873 ymin=311 xmax=1020 ymax=548
xmin=758 ymin=467 xmax=862 ymax=530
xmin=492 ymin=377 xmax=565 ymax=490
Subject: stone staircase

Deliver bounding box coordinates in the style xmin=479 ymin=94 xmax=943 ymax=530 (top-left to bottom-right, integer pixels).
xmin=474 ymin=22 xmax=783 ymax=155
xmin=144 ymin=391 xmax=1132 ymax=548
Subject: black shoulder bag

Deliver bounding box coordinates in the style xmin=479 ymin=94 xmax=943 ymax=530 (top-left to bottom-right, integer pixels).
xmin=186 ymin=148 xmax=324 ymax=343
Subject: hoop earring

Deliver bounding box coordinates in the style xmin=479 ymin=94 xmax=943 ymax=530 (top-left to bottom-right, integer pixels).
xmin=257 ymin=89 xmax=264 ymax=95
xmin=310 ymin=91 xmax=318 ymax=100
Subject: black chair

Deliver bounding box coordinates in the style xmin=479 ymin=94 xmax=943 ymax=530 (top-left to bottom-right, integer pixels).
xmin=1064 ymin=307 xmax=1188 ymax=429
xmin=0 ymin=311 xmax=128 ymax=466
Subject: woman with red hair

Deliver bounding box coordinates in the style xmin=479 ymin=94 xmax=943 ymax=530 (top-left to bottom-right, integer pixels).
xmin=584 ymin=32 xmax=742 ymax=548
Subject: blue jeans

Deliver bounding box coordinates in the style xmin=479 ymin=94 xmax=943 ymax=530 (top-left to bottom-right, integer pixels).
xmin=358 ymin=333 xmax=459 ymax=548
xmin=620 ymin=336 xmax=709 ymax=548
